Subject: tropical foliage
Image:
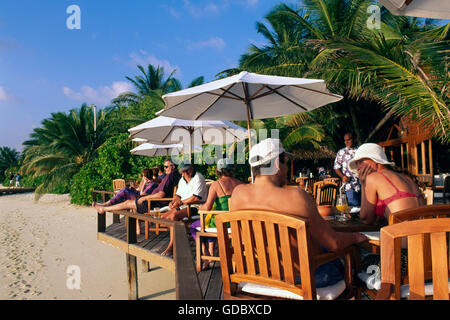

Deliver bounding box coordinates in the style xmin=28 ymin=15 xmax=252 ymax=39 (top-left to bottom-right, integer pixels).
xmin=0 ymin=146 xmax=20 ymax=183
xmin=20 ymin=104 xmax=110 ymax=196
xmin=4 ymin=0 xmax=448 ymax=205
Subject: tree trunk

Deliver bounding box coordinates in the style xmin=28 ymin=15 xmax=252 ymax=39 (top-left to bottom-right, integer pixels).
xmin=365 ymin=108 xmax=397 ymax=143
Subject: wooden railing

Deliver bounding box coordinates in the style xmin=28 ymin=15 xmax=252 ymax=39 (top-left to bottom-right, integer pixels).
xmin=0 ymin=188 xmax=35 ymax=196
xmin=97 ymin=208 xmax=203 ymax=300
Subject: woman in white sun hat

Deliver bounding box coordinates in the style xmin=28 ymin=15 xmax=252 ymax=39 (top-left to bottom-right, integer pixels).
xmin=348 ymin=143 xmax=426 ymax=225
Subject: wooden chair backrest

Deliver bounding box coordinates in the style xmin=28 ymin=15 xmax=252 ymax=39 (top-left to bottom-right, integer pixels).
xmin=215 ymin=210 xmax=317 ymax=300
xmin=378 ymin=218 xmax=450 ymax=300
xmin=112 ymin=179 xmax=126 ymax=192
xmin=324 ymin=177 xmax=340 ymax=185
xmin=385 ymin=204 xmax=450 ymax=298
xmin=315 ymin=183 xmax=339 ymax=206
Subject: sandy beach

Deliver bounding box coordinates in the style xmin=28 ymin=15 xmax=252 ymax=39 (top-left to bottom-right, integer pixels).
xmin=0 ymin=192 xmax=175 ymax=300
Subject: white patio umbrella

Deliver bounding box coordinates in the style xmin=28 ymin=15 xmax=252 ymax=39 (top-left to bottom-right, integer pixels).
xmin=377 ymin=0 xmax=450 ymax=19
xmin=130 ymin=142 xmax=202 ymax=157
xmin=128 ymin=116 xmax=248 ymax=162
xmin=159 ymin=71 xmax=343 ymax=149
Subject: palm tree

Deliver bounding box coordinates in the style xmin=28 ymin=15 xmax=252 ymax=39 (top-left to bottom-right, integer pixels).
xmin=21 ymin=104 xmax=109 ymax=195
xmin=112 ymin=64 xmax=181 ymax=105
xmin=0 ymin=146 xmax=20 ymax=181
xmin=228 ymin=0 xmax=449 ymax=146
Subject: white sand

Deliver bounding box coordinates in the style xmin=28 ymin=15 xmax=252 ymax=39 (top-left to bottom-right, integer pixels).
xmin=0 ymin=193 xmax=175 ymax=300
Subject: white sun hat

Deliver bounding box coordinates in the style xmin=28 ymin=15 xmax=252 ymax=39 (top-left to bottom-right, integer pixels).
xmin=348 ymin=143 xmax=395 ymax=174
xmin=249 ymin=138 xmax=293 ymax=167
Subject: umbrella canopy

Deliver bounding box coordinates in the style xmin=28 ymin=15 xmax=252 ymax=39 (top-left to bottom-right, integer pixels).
xmin=130 ymin=143 xmax=202 ymax=157
xmin=159 ymin=71 xmax=342 ymax=122
xmin=128 ymin=116 xmax=248 ymax=146
xmin=377 ymin=0 xmax=450 ymax=19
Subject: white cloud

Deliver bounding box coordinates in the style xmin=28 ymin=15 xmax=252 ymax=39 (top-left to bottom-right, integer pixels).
xmin=128 ymin=50 xmax=180 ymax=76
xmin=187 ymin=37 xmax=226 ymax=52
xmin=0 ymin=86 xmax=14 ymax=102
xmin=63 ymin=81 xmax=134 ymax=106
xmin=183 ymin=0 xmax=221 ymax=18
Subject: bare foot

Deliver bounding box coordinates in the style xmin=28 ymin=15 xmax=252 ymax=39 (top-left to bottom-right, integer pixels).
xmin=160 ymin=248 xmax=173 ymax=257
xmin=202 ymin=260 xmax=213 ymax=270
xmin=94 ymin=204 xmax=106 ymax=214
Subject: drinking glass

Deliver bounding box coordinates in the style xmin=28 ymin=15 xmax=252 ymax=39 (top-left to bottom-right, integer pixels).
xmin=335 ymin=193 xmax=349 ymax=221
xmin=153 ymin=207 xmax=160 ymax=219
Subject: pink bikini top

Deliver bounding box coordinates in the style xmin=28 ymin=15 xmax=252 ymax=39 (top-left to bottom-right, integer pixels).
xmin=375 ymin=172 xmax=424 ymax=217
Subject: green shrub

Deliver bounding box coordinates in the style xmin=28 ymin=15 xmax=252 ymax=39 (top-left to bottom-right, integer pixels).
xmin=70 ymin=133 xmax=165 ymax=205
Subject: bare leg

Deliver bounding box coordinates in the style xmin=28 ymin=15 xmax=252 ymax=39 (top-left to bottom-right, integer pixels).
xmin=93 ymin=200 xmax=136 ymax=214
xmin=160 ymin=207 xmax=189 ymax=256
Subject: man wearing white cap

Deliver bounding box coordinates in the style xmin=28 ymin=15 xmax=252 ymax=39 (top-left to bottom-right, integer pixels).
xmin=230 ymin=138 xmax=368 ymax=288
xmin=334 ymin=133 xmax=361 ymax=206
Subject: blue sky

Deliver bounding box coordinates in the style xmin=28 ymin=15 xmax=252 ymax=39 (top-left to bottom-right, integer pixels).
xmin=0 ymin=0 xmax=286 ymax=151
xmin=0 ymin=1 xmax=448 ymax=151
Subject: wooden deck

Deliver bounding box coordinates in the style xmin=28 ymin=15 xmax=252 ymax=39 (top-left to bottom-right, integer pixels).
xmin=97 ymin=211 xmax=223 ymax=300
xmin=0 ymin=188 xmax=35 ymax=196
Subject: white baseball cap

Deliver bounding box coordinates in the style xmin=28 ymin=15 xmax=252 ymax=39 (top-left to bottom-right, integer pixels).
xmin=348 ymin=143 xmax=395 ymax=174
xmin=249 ymin=138 xmax=293 ymax=167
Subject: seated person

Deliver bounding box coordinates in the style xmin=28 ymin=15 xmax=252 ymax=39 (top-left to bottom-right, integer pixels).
xmin=348 ymin=143 xmax=426 ymax=225
xmin=94 ymin=159 xmax=181 ymax=214
xmin=348 ymin=143 xmax=426 ymax=274
xmin=159 ymin=162 xmax=208 ymax=257
xmin=230 ymin=138 xmax=367 ymax=288
xmin=190 ymin=159 xmax=243 ymax=270
xmin=94 ymin=169 xmax=157 ymax=207
xmin=154 ymin=165 xmax=166 ymax=183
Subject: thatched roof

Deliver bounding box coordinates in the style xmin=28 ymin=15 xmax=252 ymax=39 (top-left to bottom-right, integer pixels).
xmin=290 ymin=146 xmax=336 ymax=160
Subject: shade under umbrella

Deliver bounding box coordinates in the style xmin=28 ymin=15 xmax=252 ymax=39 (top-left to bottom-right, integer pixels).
xmin=377 ymin=0 xmax=450 ymax=19
xmin=130 ymin=143 xmax=202 ymax=157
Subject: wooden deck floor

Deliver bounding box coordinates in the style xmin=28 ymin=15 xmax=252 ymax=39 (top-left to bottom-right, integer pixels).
xmin=98 ymin=218 xmax=223 ymax=300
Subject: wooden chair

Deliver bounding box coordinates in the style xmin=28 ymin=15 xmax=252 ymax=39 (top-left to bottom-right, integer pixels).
xmin=112 ymin=179 xmax=126 ymax=193
xmin=357 ymin=204 xmax=450 ymax=299
xmin=376 ymin=218 xmax=450 ymax=300
xmin=215 ymin=210 xmax=357 ymax=300
xmin=315 ymin=183 xmax=339 ymax=206
xmin=195 ymin=210 xmax=228 ymax=272
xmin=144 ymin=186 xmax=181 ymax=238
xmin=312 ymin=181 xmax=338 ymax=200
xmin=324 ymin=177 xmax=341 ymax=187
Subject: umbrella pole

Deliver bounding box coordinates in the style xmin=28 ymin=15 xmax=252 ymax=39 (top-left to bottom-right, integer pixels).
xmin=245 ymin=99 xmax=254 ymax=184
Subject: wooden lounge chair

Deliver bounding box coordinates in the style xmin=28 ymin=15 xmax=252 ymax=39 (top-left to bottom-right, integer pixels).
xmin=376 ymin=218 xmax=450 ymax=300
xmin=216 ymin=210 xmax=357 ymax=300
xmin=357 ymin=204 xmax=450 ymax=299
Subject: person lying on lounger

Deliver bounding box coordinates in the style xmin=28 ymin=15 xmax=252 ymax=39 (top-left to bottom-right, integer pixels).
xmin=93 ymin=159 xmax=181 ymax=234
xmin=93 ymin=168 xmax=157 ymax=207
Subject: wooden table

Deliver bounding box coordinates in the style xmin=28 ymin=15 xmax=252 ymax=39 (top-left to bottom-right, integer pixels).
xmin=328 ymin=216 xmax=386 ymax=232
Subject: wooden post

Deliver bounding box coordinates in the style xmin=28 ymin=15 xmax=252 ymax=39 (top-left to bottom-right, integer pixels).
xmin=127 ymin=216 xmax=137 ymax=244
xmin=98 ymin=213 xmax=106 ymax=233
xmin=126 ymin=216 xmax=138 ymax=300
xmin=421 ymin=141 xmax=426 ymax=174
xmin=400 ymin=144 xmax=405 ymax=169
xmin=174 ymin=223 xmax=203 ymax=299
xmin=428 ymin=140 xmax=433 ymax=177
xmin=126 ymin=254 xmax=138 ymax=300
